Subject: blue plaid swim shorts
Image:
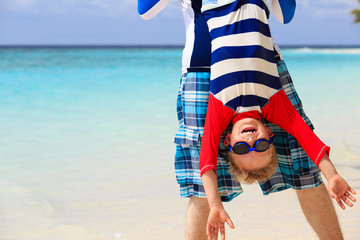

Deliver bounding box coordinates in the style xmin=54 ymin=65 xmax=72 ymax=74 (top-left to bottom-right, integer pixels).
xmin=174 ymin=71 xmax=242 ymax=202
xmin=260 ymin=60 xmax=323 ymax=194
xmin=174 ymin=61 xmax=322 ymax=201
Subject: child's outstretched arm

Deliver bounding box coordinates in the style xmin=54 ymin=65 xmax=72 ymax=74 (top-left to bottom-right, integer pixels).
xmin=202 ymin=170 xmax=235 ymax=240
xmin=318 ymin=153 xmax=357 ymax=209
xmin=263 ymin=90 xmax=357 ymax=209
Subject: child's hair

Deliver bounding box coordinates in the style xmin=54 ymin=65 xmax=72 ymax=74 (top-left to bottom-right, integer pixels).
xmin=228 ymin=146 xmax=278 ymax=184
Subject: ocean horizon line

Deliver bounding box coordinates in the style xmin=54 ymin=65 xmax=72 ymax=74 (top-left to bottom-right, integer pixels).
xmin=1 ymin=44 xmax=360 ymax=49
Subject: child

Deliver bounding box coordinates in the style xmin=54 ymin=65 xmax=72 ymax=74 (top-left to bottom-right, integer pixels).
xmin=199 ymin=0 xmax=356 ymax=238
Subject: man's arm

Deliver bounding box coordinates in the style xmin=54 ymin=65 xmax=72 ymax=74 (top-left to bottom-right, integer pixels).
xmin=137 ymin=0 xmax=171 ymax=20
xmin=270 ymin=0 xmax=296 ymax=24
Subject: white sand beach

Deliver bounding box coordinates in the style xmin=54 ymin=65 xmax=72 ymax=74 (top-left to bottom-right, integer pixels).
xmin=2 ymin=151 xmax=359 ymax=240
xmin=95 ymin=164 xmax=360 ymax=240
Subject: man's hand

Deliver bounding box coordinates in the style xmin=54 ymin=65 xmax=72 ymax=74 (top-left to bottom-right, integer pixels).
xmin=328 ymin=174 xmax=356 ymax=210
xmin=206 ymin=206 xmax=235 ymax=240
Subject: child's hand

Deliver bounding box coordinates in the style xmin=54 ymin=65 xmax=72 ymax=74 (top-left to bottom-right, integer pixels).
xmin=318 ymin=153 xmax=356 ymax=209
xmin=328 ymin=174 xmax=356 ymax=210
xmin=206 ymin=206 xmax=234 ymax=240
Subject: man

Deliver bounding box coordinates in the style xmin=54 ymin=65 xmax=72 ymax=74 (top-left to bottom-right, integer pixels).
xmin=137 ymin=1 xmax=344 ymax=239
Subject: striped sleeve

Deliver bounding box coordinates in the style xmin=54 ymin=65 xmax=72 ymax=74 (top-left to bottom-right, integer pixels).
xmin=270 ymin=0 xmax=296 ymax=24
xmin=138 ymin=0 xmax=171 ymax=20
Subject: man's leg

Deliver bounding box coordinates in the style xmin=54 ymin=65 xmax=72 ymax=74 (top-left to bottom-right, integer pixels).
xmin=185 ymin=197 xmax=210 ymax=240
xmin=296 ymin=183 xmax=343 ymax=240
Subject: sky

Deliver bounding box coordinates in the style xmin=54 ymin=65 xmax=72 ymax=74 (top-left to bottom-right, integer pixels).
xmin=0 ymin=0 xmax=359 ymax=46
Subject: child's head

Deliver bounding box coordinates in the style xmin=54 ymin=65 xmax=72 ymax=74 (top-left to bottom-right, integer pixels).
xmin=224 ymin=117 xmax=278 ymax=184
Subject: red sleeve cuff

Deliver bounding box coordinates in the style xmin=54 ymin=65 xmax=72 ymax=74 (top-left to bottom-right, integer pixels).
xmin=315 ymin=146 xmax=331 ymax=166
xmin=200 ymin=165 xmax=216 ymax=177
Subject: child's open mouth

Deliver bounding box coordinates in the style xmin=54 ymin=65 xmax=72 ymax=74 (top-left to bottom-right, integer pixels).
xmin=241 ymin=127 xmax=257 ymax=134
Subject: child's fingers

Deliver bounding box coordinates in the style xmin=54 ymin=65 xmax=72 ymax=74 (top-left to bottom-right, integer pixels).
xmin=214 ymin=227 xmax=219 ymax=240
xmin=346 ymin=191 xmax=356 ymax=202
xmin=208 ymin=227 xmax=216 ymax=240
xmin=348 ymin=186 xmax=357 ymax=195
xmin=225 ymin=217 xmax=235 ymax=229
xmin=332 ymin=194 xmax=345 ymax=210
xmin=207 ymin=225 xmax=214 ymax=240
xmin=220 ymin=226 xmax=226 ymax=240
xmin=341 ymin=195 xmax=353 ymax=208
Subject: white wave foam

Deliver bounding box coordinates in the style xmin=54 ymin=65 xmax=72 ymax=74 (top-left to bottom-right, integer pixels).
xmin=287 ymin=47 xmax=360 ymax=54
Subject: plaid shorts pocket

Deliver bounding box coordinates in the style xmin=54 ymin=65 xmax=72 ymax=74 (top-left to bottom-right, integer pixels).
xmin=174 ymin=72 xmax=210 ymax=145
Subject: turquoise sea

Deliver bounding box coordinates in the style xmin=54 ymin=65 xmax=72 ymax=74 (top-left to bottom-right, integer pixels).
xmin=1 ymin=47 xmax=360 ymax=239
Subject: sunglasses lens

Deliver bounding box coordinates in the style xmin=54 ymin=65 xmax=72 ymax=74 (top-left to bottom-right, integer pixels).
xmin=232 ymin=143 xmax=249 ymax=154
xmin=255 ymin=140 xmax=271 ymax=152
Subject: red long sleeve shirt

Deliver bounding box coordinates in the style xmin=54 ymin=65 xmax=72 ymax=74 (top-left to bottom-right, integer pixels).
xmin=199 ymin=89 xmax=330 ymax=176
